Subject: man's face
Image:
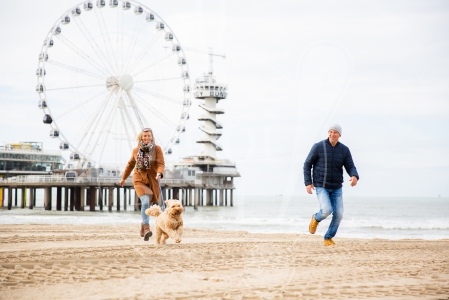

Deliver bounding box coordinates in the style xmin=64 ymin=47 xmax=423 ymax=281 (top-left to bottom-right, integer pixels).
xmin=328 ymin=129 xmax=341 ymax=144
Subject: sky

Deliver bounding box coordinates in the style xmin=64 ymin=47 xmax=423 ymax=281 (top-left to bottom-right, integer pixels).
xmin=0 ymin=0 xmax=448 ymax=198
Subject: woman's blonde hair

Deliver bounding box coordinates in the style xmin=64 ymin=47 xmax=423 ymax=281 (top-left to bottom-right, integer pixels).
xmin=137 ymin=128 xmax=155 ymax=146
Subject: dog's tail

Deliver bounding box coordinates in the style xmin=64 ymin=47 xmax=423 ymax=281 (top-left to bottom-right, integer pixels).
xmin=145 ymin=205 xmax=162 ymax=217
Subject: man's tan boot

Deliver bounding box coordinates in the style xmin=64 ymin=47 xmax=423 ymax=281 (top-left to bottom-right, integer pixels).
xmin=140 ymin=223 xmax=144 ymax=237
xmin=143 ymin=224 xmax=152 ymax=241
xmin=324 ymin=239 xmax=336 ymax=246
xmin=309 ymin=215 xmax=319 ymax=234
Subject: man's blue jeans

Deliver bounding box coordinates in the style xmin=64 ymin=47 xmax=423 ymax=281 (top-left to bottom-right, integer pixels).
xmin=314 ymin=187 xmax=344 ymax=240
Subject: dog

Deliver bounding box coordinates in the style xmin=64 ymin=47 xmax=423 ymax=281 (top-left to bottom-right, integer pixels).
xmin=145 ymin=199 xmax=184 ymax=245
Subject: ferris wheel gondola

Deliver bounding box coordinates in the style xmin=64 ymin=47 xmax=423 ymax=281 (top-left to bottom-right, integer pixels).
xmin=36 ymin=0 xmax=191 ymax=169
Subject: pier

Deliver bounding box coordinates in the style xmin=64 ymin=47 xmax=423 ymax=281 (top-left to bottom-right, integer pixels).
xmin=0 ymin=175 xmax=235 ymax=211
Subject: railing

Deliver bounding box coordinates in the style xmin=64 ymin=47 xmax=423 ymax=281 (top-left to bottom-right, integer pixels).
xmin=0 ymin=148 xmax=62 ymax=155
xmin=1 ymin=175 xmax=202 ymax=186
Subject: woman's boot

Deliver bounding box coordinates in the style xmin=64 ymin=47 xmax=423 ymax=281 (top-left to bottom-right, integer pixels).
xmin=143 ymin=224 xmax=152 ymax=241
xmin=140 ymin=223 xmax=144 ymax=237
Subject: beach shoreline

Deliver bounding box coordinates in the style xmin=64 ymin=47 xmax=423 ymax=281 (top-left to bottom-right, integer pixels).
xmin=1 ymin=224 xmax=448 ymax=299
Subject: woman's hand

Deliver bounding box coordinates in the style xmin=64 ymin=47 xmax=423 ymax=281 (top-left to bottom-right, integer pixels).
xmin=156 ymin=173 xmax=162 ymax=180
xmin=119 ymin=179 xmax=125 ymax=187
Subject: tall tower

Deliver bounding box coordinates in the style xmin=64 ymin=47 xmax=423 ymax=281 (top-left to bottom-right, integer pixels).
xmin=166 ymin=53 xmax=240 ymax=207
xmin=193 ymin=72 xmax=227 ymax=159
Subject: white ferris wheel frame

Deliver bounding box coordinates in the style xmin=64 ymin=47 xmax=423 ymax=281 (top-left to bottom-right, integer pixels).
xmin=36 ymin=0 xmax=191 ymax=169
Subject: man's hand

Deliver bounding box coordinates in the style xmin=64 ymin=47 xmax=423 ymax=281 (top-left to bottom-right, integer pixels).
xmin=306 ymin=184 xmax=315 ymax=194
xmin=119 ymin=179 xmax=125 ymax=187
xmin=349 ymin=176 xmax=358 ymax=187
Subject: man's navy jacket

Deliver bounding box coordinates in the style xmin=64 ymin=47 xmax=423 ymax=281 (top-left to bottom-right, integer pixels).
xmin=304 ymin=138 xmax=359 ymax=189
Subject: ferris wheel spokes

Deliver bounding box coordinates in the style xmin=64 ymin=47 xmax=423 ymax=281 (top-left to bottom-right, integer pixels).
xmin=55 ymin=34 xmax=111 ymax=76
xmin=73 ymin=12 xmax=118 ymax=75
xmin=46 ymin=60 xmax=106 ymax=81
xmin=131 ymin=92 xmax=178 ymax=129
xmin=131 ymin=52 xmax=175 ymax=78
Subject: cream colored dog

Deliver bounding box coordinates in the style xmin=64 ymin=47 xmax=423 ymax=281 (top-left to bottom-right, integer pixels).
xmin=145 ymin=199 xmax=184 ymax=245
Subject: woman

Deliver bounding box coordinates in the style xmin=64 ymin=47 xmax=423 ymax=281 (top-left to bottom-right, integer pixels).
xmin=120 ymin=128 xmax=165 ymax=241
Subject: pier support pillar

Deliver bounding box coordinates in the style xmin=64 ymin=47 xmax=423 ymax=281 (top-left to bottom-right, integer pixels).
xmin=20 ymin=188 xmax=26 ymax=209
xmin=88 ymin=187 xmax=96 ymax=211
xmin=108 ymin=188 xmax=114 ymax=212
xmin=44 ymin=187 xmax=52 ymax=210
xmin=116 ymin=187 xmax=121 ymax=211
xmin=78 ymin=187 xmax=84 ymax=211
xmin=64 ymin=188 xmax=69 ymax=211
xmin=135 ymin=191 xmax=140 ymax=211
xmin=194 ymin=188 xmax=199 ymax=210
xmin=7 ymin=187 xmax=12 ymax=210
xmin=69 ymin=188 xmax=75 ymax=211
xmin=123 ymin=188 xmax=127 ymax=211
xmin=219 ymin=189 xmax=224 ymax=206
xmin=29 ymin=188 xmax=34 ymax=209
xmin=230 ymin=189 xmax=234 ymax=207
xmin=56 ymin=187 xmax=62 ymax=211
xmin=99 ymin=188 xmax=103 ymax=211
xmin=206 ymin=189 xmax=213 ymax=206
xmin=173 ymin=187 xmax=179 ymax=200
xmin=189 ymin=189 xmax=193 ymax=207
xmin=74 ymin=187 xmax=82 ymax=211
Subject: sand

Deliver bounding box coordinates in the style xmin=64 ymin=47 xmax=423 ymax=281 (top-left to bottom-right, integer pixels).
xmin=0 ymin=224 xmax=448 ymax=300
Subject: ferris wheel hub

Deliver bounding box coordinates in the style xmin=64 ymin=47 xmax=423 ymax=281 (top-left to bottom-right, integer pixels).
xmin=119 ymin=74 xmax=134 ymax=91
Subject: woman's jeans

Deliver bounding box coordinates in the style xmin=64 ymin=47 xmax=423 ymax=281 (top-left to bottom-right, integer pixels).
xmin=140 ymin=195 xmax=152 ymax=225
xmin=314 ymin=187 xmax=344 ymax=240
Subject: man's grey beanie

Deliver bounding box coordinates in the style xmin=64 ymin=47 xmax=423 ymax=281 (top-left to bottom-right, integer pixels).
xmin=329 ymin=124 xmax=342 ymax=135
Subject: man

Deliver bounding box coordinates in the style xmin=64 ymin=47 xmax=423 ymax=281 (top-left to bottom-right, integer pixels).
xmin=303 ymin=124 xmax=359 ymax=246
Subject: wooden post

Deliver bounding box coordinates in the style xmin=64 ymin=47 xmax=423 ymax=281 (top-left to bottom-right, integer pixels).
xmin=20 ymin=188 xmax=26 ymax=209
xmin=64 ymin=187 xmax=69 ymax=211
xmin=194 ymin=188 xmax=199 ymax=210
xmin=230 ymin=189 xmax=234 ymax=207
xmin=74 ymin=187 xmax=82 ymax=211
xmin=123 ymin=188 xmax=127 ymax=211
xmin=134 ymin=191 xmax=139 ymax=211
xmin=14 ymin=188 xmax=18 ymax=207
xmin=219 ymin=189 xmax=224 ymax=206
xmin=7 ymin=187 xmax=12 ymax=210
xmin=108 ymin=188 xmax=113 ymax=212
xmin=172 ymin=187 xmax=178 ymax=200
xmin=99 ymin=187 xmax=103 ymax=211
xmin=56 ymin=187 xmax=62 ymax=211
xmin=44 ymin=187 xmax=52 ymax=210
xmin=33 ymin=188 xmax=36 ymax=207
xmin=116 ymin=187 xmax=121 ymax=211
xmin=70 ymin=187 xmax=75 ymax=211
xmin=29 ymin=188 xmax=34 ymax=209
xmin=89 ymin=187 xmax=96 ymax=211
xmin=78 ymin=187 xmax=84 ymax=211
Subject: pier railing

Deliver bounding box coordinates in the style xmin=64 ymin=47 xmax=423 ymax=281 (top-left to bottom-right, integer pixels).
xmin=1 ymin=175 xmax=203 ymax=186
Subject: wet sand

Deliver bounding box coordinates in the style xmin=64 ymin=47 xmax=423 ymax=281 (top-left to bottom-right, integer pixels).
xmin=1 ymin=224 xmax=448 ymax=299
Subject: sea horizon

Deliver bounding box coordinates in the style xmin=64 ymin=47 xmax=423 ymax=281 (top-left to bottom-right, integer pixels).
xmin=1 ymin=195 xmax=448 ymax=241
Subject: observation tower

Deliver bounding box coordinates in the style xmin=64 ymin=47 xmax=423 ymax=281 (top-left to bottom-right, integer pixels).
xmin=166 ymin=51 xmax=240 ymax=207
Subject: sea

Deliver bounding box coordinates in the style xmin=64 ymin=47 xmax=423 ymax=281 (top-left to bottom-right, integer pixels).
xmin=1 ymin=195 xmax=448 ymax=240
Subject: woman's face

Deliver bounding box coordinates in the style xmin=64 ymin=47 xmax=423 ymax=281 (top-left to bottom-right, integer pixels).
xmin=142 ymin=131 xmax=153 ymax=144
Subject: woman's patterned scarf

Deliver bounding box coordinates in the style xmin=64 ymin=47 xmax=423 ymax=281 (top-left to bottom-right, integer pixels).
xmin=136 ymin=140 xmax=155 ymax=171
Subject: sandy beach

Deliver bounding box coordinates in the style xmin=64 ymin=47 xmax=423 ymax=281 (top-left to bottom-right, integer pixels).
xmin=1 ymin=224 xmax=448 ymax=300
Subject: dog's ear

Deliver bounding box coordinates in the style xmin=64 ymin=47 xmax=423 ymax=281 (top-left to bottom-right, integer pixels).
xmin=164 ymin=200 xmax=168 ymax=205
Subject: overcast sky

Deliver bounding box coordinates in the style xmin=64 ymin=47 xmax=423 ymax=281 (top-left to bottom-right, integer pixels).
xmin=0 ymin=0 xmax=448 ymax=198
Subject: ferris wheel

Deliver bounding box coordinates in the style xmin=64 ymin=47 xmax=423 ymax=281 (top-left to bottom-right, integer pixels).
xmin=36 ymin=0 xmax=191 ymax=169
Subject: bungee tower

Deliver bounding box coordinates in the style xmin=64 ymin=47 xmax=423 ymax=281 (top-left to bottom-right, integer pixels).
xmin=163 ymin=53 xmax=240 ymax=207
